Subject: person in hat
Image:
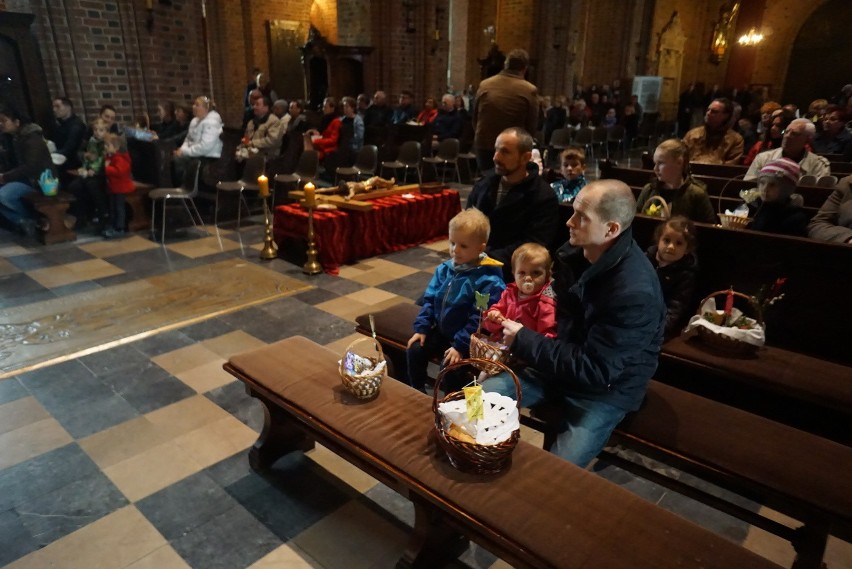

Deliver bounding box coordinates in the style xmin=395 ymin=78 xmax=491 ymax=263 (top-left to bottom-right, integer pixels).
xmin=748 ymin=157 xmax=809 ymax=236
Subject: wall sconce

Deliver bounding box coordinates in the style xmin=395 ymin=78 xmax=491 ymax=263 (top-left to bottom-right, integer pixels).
xmin=709 ymin=1 xmax=740 ymax=64
xmin=738 ymin=28 xmax=764 ymax=46
xmin=433 ymin=6 xmax=445 ymax=41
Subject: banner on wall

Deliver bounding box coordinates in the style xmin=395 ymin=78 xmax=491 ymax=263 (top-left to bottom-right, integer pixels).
xmin=632 ymin=76 xmax=663 ymax=114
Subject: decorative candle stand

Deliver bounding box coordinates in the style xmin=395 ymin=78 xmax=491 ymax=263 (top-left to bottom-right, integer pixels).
xmin=302 ymin=182 xmax=322 ymax=275
xmin=257 ymin=174 xmax=278 ymax=261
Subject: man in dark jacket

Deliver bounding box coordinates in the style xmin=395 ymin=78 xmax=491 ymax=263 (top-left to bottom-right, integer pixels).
xmin=50 ymin=97 xmax=87 ymax=181
xmin=485 ymin=179 xmax=666 ymax=467
xmin=467 ymin=127 xmax=559 ymax=281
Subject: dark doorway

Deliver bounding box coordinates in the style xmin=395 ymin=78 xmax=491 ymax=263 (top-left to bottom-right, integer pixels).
xmin=783 ymin=0 xmax=852 ymax=110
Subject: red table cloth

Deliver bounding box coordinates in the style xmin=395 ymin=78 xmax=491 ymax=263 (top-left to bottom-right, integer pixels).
xmin=274 ymin=189 xmax=461 ymax=274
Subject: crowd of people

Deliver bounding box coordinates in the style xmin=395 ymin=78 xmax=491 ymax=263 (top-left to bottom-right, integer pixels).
xmin=2 ymin=47 xmax=852 ymax=473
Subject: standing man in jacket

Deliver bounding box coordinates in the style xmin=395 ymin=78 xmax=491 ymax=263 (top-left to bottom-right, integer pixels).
xmin=484 ymin=179 xmax=666 ymax=467
xmin=472 ymin=49 xmax=538 ymax=173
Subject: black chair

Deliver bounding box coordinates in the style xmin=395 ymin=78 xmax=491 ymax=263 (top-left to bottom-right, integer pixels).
xmin=422 ymin=138 xmax=461 ymax=183
xmin=274 ymin=149 xmax=319 ymax=192
xmin=335 ymin=145 xmax=378 ymax=183
xmin=149 ymin=160 xmax=206 ymax=243
xmin=381 ymin=140 xmax=422 ymax=183
xmin=214 ymin=154 xmax=265 ymax=229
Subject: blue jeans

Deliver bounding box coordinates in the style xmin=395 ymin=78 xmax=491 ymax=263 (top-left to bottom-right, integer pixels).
xmin=483 ymin=369 xmax=627 ymax=467
xmin=0 ymin=181 xmax=36 ymax=227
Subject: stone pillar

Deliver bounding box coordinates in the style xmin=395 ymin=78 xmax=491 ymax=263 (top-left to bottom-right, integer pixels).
xmin=447 ymin=0 xmax=469 ymax=93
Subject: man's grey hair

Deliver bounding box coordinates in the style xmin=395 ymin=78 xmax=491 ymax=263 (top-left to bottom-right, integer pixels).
xmin=789 ymin=117 xmax=816 ymax=139
xmin=499 ymin=127 xmax=534 ymax=154
xmin=592 ymin=180 xmax=636 ymax=230
xmin=272 ymin=99 xmax=288 ymax=111
xmin=505 ymin=49 xmax=529 ymax=72
xmin=441 ymin=93 xmax=455 ymax=106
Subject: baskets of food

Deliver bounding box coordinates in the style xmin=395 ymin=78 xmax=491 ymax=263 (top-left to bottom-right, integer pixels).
xmin=683 ymin=289 xmax=764 ymax=356
xmin=641 ymin=195 xmax=671 ymax=219
xmin=338 ymin=336 xmax=387 ymax=400
xmin=717 ymin=175 xmax=753 ymax=230
xmin=469 ymin=332 xmax=511 ymax=376
xmin=433 ymin=358 xmax=521 ymax=475
xmin=718 ymin=213 xmax=752 ymax=231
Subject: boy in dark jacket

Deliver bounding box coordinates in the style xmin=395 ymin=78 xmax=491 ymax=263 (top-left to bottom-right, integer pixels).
xmin=406 ymin=208 xmax=506 ymax=392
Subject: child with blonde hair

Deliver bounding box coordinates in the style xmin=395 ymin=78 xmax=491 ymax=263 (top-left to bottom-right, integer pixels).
xmin=406 ymin=208 xmax=506 ymax=392
xmin=102 ymin=133 xmax=134 ymax=238
xmin=67 ymin=117 xmax=109 ymax=229
xmin=484 ymin=242 xmax=557 ymax=339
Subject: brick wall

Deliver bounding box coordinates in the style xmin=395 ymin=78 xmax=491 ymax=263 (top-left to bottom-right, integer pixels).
xmin=23 ymin=0 xmax=208 ymax=126
xmin=310 ymin=0 xmax=337 ymax=45
xmin=337 ymin=0 xmax=370 ymax=46
xmin=495 ymin=0 xmax=534 ymax=55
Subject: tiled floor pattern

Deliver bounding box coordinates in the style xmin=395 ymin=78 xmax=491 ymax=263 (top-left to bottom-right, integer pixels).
xmin=1 ymin=194 xmax=851 ymax=568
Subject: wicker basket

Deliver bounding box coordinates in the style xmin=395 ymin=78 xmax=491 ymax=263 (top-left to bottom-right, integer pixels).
xmin=694 ymin=290 xmax=763 ymax=356
xmin=433 ymin=358 xmax=521 ymax=475
xmin=469 ymin=332 xmax=511 ymax=376
xmin=641 ymin=195 xmax=671 ymax=219
xmin=716 ymin=174 xmax=752 ymax=230
xmin=339 ymin=336 xmax=386 ymax=400
xmin=718 ymin=213 xmax=752 ymax=231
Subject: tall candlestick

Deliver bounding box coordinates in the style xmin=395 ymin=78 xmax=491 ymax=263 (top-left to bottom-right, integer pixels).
xmin=257 ymin=174 xmax=269 ymax=198
xmin=303 ymin=182 xmax=316 ymax=208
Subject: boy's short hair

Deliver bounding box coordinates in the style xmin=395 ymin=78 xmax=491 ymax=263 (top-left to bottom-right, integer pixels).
xmin=511 ymin=243 xmax=553 ymax=279
xmin=450 ymin=208 xmax=490 ymax=243
xmin=103 ymin=132 xmax=128 ymax=153
xmin=91 ymin=117 xmax=109 ymax=130
xmin=654 ymin=215 xmax=697 ymax=253
xmin=560 ymin=146 xmax=586 ymax=166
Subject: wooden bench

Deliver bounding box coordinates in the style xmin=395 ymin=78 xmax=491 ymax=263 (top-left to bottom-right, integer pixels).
xmin=126 ymin=181 xmax=154 ymax=232
xmin=22 ymin=191 xmax=76 ymax=244
xmin=223 ymin=335 xmax=780 ymax=569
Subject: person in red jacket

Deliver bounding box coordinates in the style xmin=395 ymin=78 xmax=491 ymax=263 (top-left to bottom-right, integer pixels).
xmin=304 ymin=97 xmax=341 ymax=160
xmin=102 ymin=133 xmax=134 ymax=238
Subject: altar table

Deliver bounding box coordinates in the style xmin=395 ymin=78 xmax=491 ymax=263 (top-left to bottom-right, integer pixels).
xmin=273 ymin=189 xmax=461 ymax=274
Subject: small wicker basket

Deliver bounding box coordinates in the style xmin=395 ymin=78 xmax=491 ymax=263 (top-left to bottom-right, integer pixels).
xmin=718 ymin=213 xmax=752 ymax=231
xmin=694 ymin=289 xmax=763 ymax=356
xmin=716 ymin=174 xmax=752 ymax=230
xmin=469 ymin=332 xmax=511 ymax=376
xmin=433 ymin=358 xmax=521 ymax=475
xmin=641 ymin=195 xmax=671 ymax=219
xmin=339 ymin=336 xmax=386 ymax=400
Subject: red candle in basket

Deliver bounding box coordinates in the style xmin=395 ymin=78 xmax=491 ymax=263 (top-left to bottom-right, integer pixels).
xmin=723 ymin=288 xmax=734 ymax=316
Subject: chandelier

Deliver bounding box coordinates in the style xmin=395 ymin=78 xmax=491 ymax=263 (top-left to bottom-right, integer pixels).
xmin=738 ymin=28 xmax=764 ymax=46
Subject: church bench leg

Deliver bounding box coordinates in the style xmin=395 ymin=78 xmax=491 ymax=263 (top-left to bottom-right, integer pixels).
xmin=245 ymin=387 xmax=315 ymax=471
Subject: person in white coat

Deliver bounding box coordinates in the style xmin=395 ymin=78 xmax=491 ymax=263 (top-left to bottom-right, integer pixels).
xmin=172 ymin=95 xmax=223 ymax=185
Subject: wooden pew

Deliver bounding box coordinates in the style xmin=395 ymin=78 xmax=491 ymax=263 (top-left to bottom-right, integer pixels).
xmin=601 ymin=164 xmax=831 ymax=208
xmin=223 ymin=335 xmax=781 ymax=569
xmin=351 ymin=307 xmax=852 ymax=568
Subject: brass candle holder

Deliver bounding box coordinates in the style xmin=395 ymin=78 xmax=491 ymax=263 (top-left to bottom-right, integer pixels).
xmin=259 ymin=196 xmax=278 ymax=260
xmin=257 ymin=174 xmax=278 ymax=261
xmin=302 ymin=182 xmax=322 ymax=275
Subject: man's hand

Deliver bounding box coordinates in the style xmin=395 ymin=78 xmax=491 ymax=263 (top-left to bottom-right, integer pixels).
xmin=174 ymin=148 xmax=183 ymax=157
xmin=407 ymin=333 xmax=426 ymax=349
xmin=501 ymin=319 xmax=523 ymax=347
xmin=443 ymin=347 xmax=462 ymax=366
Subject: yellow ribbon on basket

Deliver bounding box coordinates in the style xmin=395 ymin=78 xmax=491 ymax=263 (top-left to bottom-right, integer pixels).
xmin=464 ymin=384 xmax=485 ymax=421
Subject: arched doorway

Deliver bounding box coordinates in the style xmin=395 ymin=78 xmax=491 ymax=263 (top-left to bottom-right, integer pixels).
xmin=783 ymin=0 xmax=852 ymax=109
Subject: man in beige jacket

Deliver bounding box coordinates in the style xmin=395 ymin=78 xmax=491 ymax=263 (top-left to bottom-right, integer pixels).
xmin=472 ymin=49 xmax=539 ymax=173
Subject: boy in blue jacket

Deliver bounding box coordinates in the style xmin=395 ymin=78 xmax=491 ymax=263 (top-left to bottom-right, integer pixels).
xmin=406 ymin=208 xmax=506 ymax=392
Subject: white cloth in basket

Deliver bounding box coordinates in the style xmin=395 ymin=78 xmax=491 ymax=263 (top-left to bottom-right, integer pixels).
xmin=438 ymin=391 xmax=519 ymax=445
xmin=682 ymin=298 xmax=765 ymax=347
